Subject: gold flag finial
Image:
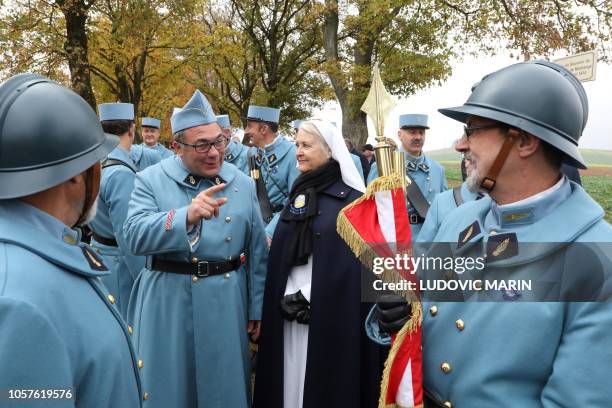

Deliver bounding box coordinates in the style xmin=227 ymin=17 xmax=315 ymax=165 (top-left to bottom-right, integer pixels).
xmin=361 ymin=64 xmax=398 ymax=178
xmin=361 ymin=64 xmax=396 ymax=138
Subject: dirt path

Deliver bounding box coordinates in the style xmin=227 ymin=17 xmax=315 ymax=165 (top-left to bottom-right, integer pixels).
xmin=580 ymin=166 xmax=612 ymax=177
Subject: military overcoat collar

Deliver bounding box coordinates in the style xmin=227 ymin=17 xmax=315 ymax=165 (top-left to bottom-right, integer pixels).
xmin=446 ymin=183 xmax=605 ymax=267
xmin=0 ymin=200 xmax=109 ymax=278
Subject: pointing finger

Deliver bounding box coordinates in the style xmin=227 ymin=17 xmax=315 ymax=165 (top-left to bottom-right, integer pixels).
xmin=200 ymin=183 xmax=226 ymax=198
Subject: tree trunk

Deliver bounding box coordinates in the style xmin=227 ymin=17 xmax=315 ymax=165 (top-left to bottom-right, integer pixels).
xmin=323 ymin=0 xmax=372 ymax=147
xmin=115 ymin=63 xmax=131 ymax=104
xmin=132 ymin=49 xmax=148 ymax=116
xmin=341 ymin=102 xmax=369 ymax=146
xmin=59 ymin=0 xmax=96 ymax=109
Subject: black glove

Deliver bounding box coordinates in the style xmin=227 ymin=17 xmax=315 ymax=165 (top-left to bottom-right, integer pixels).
xmin=376 ymin=294 xmax=411 ymax=334
xmin=280 ymin=290 xmax=311 ymax=324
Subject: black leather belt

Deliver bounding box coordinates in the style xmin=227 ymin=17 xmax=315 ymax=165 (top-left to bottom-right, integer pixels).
xmin=409 ymin=213 xmax=425 ymax=225
xmin=150 ymin=256 xmax=243 ymax=278
xmin=91 ymin=231 xmax=118 ymax=247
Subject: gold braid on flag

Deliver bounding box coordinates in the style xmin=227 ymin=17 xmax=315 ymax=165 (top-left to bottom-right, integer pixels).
xmin=378 ymin=302 xmax=423 ymax=408
xmin=336 ymin=173 xmax=404 ymax=270
xmin=338 ymin=63 xmax=423 ymax=408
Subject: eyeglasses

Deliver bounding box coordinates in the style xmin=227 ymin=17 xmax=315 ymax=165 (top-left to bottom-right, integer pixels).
xmin=177 ymin=137 xmax=227 ymax=153
xmin=463 ymin=124 xmax=505 ymax=139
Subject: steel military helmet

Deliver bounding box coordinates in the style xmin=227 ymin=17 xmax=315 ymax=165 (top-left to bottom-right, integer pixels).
xmin=439 ymin=60 xmax=588 ymax=169
xmin=0 ymin=73 xmax=118 ymax=199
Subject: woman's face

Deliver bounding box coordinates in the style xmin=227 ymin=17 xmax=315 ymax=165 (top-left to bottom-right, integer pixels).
xmin=295 ymin=130 xmax=330 ymax=173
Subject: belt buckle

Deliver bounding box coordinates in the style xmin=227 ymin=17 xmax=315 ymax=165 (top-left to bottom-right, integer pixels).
xmin=196 ymin=261 xmax=210 ymax=277
xmin=409 ymin=213 xmax=420 ymax=224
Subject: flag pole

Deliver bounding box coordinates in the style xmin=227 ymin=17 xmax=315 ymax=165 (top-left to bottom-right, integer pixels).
xmin=361 ymin=64 xmax=404 ymax=182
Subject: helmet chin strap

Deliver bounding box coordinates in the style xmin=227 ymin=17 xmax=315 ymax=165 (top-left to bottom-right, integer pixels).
xmin=74 ymin=162 xmax=101 ymax=227
xmin=479 ymin=129 xmax=519 ymax=192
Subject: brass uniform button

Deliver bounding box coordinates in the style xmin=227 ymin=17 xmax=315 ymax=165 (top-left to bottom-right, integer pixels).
xmin=138 ymin=359 xmax=144 ymax=369
xmin=191 ymin=257 xmax=198 ymax=263
xmin=225 ymin=236 xmax=232 ymax=242
xmin=441 ymin=362 xmax=452 ymax=374
xmin=224 ymin=273 xmax=230 ymax=279
xmin=128 ymin=325 xmax=133 ymax=334
xmin=107 ymin=294 xmax=115 ymax=304
xmin=490 ymin=230 xmax=498 ymax=236
xmin=192 ymin=276 xmax=199 ymax=283
xmin=143 ymin=392 xmax=149 ymax=401
xmin=225 ymin=216 xmax=231 ymax=223
xmin=455 ymin=319 xmax=465 ymax=331
xmin=443 ymin=401 xmax=453 ymax=408
xmin=429 ymin=305 xmax=438 ymax=316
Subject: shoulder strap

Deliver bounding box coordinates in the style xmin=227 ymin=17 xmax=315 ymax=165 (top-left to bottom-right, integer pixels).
xmin=453 ymin=185 xmax=464 ymax=207
xmin=406 ymin=173 xmax=430 ymax=218
xmin=248 ymin=154 xmax=274 ymax=223
xmin=102 ymin=158 xmax=136 ymax=173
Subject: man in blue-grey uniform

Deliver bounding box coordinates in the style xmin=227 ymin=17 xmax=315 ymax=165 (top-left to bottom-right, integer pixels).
xmin=244 ymin=105 xmax=300 ymax=238
xmin=89 ymin=102 xmax=144 ymax=319
xmin=371 ymin=61 xmax=612 ymax=407
xmin=368 ymin=114 xmax=447 ymax=241
xmin=0 ymin=73 xmax=143 ymax=407
xmin=220 ymin=114 xmax=249 ymax=174
xmin=124 ymin=89 xmax=268 ymax=408
xmin=141 ymin=116 xmax=173 ymax=159
xmin=131 ymin=122 xmax=162 ymax=170
xmin=419 ymin=154 xmax=482 ymax=242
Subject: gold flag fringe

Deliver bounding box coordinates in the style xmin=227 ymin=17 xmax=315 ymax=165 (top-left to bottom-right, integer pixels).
xmin=335 ymin=174 xmax=423 ymax=408
xmin=378 ymin=302 xmax=423 ymax=408
xmin=336 ymin=174 xmax=405 ymax=269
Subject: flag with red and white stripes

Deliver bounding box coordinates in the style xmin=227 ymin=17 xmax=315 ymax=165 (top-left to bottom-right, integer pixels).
xmin=337 ymin=173 xmax=423 ymax=408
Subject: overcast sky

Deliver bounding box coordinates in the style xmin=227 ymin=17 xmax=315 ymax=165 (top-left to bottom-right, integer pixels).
xmin=318 ymin=53 xmax=611 ymax=152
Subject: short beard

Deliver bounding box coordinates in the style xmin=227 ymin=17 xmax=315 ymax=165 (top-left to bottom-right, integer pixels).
xmin=464 ymin=156 xmax=480 ymax=193
xmin=466 ymin=168 xmax=480 ymax=193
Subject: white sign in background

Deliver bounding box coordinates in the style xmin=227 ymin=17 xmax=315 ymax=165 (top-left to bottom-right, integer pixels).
xmin=554 ymin=50 xmax=597 ymax=82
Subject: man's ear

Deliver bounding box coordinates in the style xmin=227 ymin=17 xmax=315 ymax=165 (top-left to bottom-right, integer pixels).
xmin=514 ymin=130 xmax=541 ymax=159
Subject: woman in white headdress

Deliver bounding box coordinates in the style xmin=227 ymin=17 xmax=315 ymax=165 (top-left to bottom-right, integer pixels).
xmin=253 ymin=120 xmax=383 ymax=408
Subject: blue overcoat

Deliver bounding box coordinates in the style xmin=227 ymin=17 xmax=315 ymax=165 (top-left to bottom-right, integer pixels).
xmin=0 ymin=200 xmax=143 ymax=407
xmin=124 ymin=156 xmax=268 ymax=408
xmin=369 ymin=180 xmax=612 ymax=407
xmin=130 ymin=144 xmax=162 ymax=171
xmin=89 ymin=147 xmax=145 ymax=319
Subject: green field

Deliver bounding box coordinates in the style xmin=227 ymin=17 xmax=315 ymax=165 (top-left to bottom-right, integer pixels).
xmin=441 ymin=162 xmax=612 ymax=223
xmin=582 ymin=176 xmax=612 ymax=224
xmin=429 ymin=148 xmax=612 ymax=167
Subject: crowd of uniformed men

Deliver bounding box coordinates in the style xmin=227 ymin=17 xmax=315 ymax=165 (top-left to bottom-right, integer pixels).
xmin=0 ymin=58 xmax=611 ymax=408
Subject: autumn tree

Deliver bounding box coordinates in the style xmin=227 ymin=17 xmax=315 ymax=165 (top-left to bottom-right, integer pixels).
xmin=0 ymin=0 xmax=98 ymax=107
xmin=229 ymin=0 xmax=332 ymax=125
xmin=87 ymin=0 xmax=204 ymax=119
xmin=186 ymin=2 xmax=261 ymax=126
xmin=322 ymin=0 xmax=612 ymax=145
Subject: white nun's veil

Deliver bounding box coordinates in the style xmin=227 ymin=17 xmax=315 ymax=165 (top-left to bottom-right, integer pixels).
xmin=307 ymin=119 xmax=366 ymax=193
